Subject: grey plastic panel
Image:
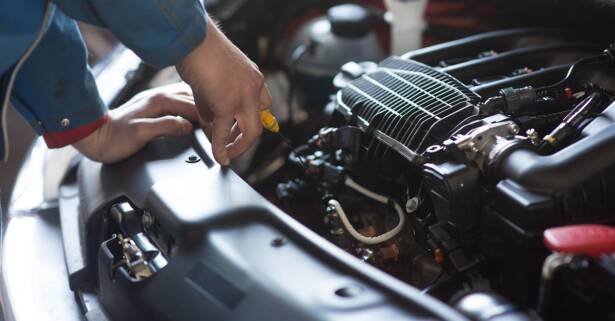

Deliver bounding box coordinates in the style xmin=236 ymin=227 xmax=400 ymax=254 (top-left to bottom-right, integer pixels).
xmin=74 ymin=129 xmax=469 ymax=321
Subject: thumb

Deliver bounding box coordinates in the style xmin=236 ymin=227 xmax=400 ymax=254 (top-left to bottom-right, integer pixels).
xmin=136 ymin=116 xmax=193 ymax=142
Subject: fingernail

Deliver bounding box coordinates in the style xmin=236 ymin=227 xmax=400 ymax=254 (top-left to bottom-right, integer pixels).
xmin=219 ymin=153 xmax=230 ymax=166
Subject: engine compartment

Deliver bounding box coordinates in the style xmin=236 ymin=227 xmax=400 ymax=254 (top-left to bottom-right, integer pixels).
xmin=46 ymin=28 xmax=615 ymax=321
xmin=268 ymin=28 xmax=615 ymax=319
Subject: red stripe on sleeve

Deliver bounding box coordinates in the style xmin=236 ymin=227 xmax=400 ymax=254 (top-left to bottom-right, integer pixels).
xmin=43 ymin=114 xmax=109 ymax=148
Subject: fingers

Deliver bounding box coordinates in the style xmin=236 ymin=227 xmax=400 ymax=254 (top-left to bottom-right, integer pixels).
xmin=135 ymin=116 xmax=194 ymax=142
xmin=162 ymin=82 xmax=192 ymax=96
xmin=211 ymin=115 xmax=234 ymax=166
xmin=228 ymin=122 xmax=241 ymax=144
xmin=259 ymin=84 xmax=273 ymax=109
xmin=135 ymin=93 xmax=200 ymax=122
xmin=222 ymin=85 xmax=271 ymax=160
xmin=130 ymin=82 xmax=192 ymax=104
xmin=226 ymin=104 xmax=262 ymax=159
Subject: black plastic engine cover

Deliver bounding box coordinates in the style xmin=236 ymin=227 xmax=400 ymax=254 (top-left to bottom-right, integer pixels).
xmin=70 ymin=130 xmax=468 ymax=321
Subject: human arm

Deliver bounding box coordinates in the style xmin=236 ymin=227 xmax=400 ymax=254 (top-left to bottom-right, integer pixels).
xmin=54 ymin=0 xmax=272 ymax=165
xmin=9 ymin=8 xmax=199 ymax=164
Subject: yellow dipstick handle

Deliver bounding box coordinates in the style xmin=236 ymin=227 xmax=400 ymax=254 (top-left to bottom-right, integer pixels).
xmin=259 ymin=109 xmax=280 ymax=133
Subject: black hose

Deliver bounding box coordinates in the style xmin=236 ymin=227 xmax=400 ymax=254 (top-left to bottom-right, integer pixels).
xmin=500 ymin=122 xmax=615 ymax=190
xmin=479 ymin=51 xmax=614 ymax=115
xmin=536 ymin=53 xmax=612 ymax=99
xmin=538 ymin=92 xmax=603 ymax=151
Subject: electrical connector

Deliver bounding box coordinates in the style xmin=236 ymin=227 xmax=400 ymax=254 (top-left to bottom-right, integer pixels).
xmin=499 ymin=86 xmax=537 ymax=114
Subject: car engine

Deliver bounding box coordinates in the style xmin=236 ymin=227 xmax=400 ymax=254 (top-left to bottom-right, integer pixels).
xmin=21 ymin=26 xmax=615 ymax=321
xmin=274 ymin=28 xmax=615 ymax=319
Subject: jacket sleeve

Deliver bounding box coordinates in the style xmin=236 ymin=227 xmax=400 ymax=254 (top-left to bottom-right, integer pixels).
xmin=53 ymin=0 xmax=208 ymax=68
xmin=11 ymin=8 xmax=108 ymax=148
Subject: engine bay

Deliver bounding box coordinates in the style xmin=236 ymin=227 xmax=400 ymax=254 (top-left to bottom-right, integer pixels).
xmin=259 ymin=28 xmax=615 ymax=320
xmin=11 ymin=24 xmax=615 ymax=321
xmin=5 ymin=0 xmax=615 ymax=321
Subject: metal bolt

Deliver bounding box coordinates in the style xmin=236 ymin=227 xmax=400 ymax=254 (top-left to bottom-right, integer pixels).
xmin=358 ymin=248 xmax=375 ymax=262
xmin=526 ymin=128 xmax=540 ymax=145
xmin=186 ymin=155 xmax=200 ymax=163
xmin=271 ymin=237 xmax=287 ymax=247
xmin=60 ymin=118 xmax=70 ymax=128
xmin=405 ymin=197 xmax=420 ymax=213
xmin=509 ymin=123 xmax=520 ymax=135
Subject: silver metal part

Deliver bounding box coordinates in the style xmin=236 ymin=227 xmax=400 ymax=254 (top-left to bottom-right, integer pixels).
xmin=541 ymin=253 xmax=574 ymax=280
xmin=452 ymin=121 xmax=520 ymax=170
xmin=358 ymin=248 xmax=375 ymax=263
xmin=526 ymin=128 xmax=541 ymax=146
xmin=119 ymin=235 xmax=154 ymax=281
xmin=405 ymin=196 xmax=420 ymax=213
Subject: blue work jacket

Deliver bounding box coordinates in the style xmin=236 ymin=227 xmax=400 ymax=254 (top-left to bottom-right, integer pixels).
xmin=0 ymin=0 xmax=207 ymax=161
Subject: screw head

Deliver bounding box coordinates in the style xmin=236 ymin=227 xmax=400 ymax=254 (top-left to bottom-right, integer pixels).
xmin=334 ymin=284 xmax=364 ymax=298
xmin=271 ymin=237 xmax=287 ymax=247
xmin=186 ymin=155 xmax=201 ymax=163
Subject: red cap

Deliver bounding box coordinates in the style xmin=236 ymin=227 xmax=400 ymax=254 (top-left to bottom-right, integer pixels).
xmin=544 ymin=224 xmax=615 ymax=257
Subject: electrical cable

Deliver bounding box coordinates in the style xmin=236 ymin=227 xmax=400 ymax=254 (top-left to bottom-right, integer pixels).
xmin=536 ymin=54 xmax=612 ymax=99
xmin=344 ymin=176 xmax=389 ymax=204
xmin=1 ymin=0 xmax=53 ymax=161
xmin=328 ymin=176 xmax=406 ymax=245
xmin=288 ymin=144 xmax=311 ymax=170
xmin=539 ymin=92 xmax=603 ymax=151
xmin=478 ymin=51 xmax=614 ymax=115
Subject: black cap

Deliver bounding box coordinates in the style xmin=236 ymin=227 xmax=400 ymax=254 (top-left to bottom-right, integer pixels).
xmin=327 ymin=4 xmax=372 ymax=38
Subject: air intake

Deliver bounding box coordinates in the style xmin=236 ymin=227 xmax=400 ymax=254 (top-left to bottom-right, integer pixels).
xmin=336 ymin=57 xmax=480 ymax=162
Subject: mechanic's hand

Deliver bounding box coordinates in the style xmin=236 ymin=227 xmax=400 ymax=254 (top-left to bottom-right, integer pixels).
xmin=73 ymin=84 xmax=198 ymax=164
xmin=176 ymin=14 xmax=272 ymax=166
